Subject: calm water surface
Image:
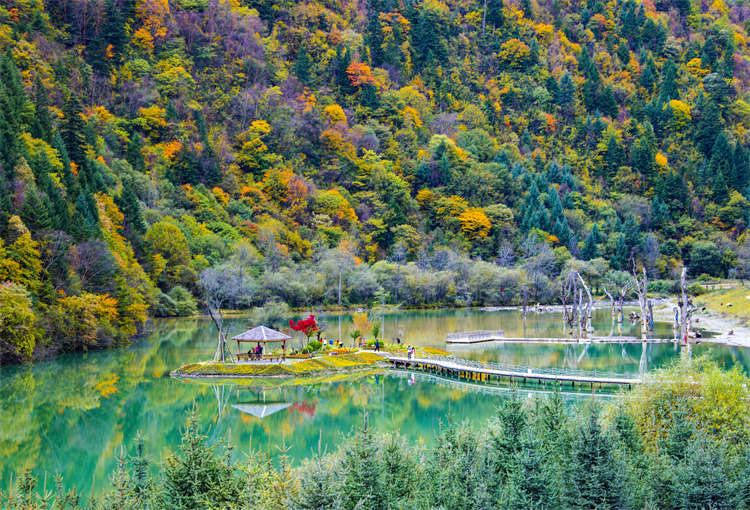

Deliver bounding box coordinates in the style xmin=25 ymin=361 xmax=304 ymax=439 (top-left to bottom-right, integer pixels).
xmin=1 ymin=308 xmax=747 ymax=494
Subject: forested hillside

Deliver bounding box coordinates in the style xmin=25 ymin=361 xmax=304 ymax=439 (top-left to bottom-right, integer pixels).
xmin=1 ymin=0 xmax=749 ymax=361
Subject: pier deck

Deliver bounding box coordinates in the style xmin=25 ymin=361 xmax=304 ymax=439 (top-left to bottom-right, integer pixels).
xmin=384 ymin=354 xmax=642 ymax=388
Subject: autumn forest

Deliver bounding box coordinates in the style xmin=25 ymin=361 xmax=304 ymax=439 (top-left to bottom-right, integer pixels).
xmin=0 ymin=0 xmax=748 ymax=362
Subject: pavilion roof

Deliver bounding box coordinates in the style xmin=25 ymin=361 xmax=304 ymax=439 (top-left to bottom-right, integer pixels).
xmin=231 ymin=325 xmax=291 ymax=342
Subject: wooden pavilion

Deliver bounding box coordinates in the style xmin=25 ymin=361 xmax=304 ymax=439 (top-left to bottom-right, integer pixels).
xmin=232 ymin=325 xmax=291 ymax=361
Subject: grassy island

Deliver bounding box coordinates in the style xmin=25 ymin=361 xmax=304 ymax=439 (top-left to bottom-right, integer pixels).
xmin=172 ymin=345 xmax=450 ymax=378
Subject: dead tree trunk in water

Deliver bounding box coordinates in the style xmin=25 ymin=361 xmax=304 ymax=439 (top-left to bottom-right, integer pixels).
xmin=633 ymin=266 xmax=649 ymax=339
xmin=577 ymin=272 xmax=594 ymax=335
xmin=679 ymin=268 xmax=693 ymax=354
xmin=523 ymin=284 xmax=528 ymax=318
xmin=604 ymin=286 xmax=616 ymax=322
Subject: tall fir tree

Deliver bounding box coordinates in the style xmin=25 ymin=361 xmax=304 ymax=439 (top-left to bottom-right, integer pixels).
xmin=695 ymin=100 xmax=723 ymax=157
xmin=295 ymin=43 xmax=313 ymax=86
xmin=30 ymin=76 xmax=52 ymax=142
xmin=581 ymin=225 xmax=600 ymax=260
xmin=61 ymin=92 xmax=87 ymax=166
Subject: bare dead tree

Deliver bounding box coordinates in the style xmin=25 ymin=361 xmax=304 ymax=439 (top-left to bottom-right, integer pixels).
xmin=632 ymin=264 xmax=650 ymax=339
xmin=678 ymin=267 xmax=693 ymax=354
xmin=577 ymin=272 xmax=594 ymax=336
xmin=200 ymin=266 xmax=254 ymax=363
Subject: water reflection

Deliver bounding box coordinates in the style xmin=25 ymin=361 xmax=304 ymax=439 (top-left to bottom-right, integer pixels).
xmin=0 ymin=308 xmax=748 ymax=496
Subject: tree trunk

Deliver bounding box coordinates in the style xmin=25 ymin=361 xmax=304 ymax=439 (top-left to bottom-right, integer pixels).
xmin=577 ymin=272 xmax=594 ymax=335
xmin=207 ymin=307 xmax=234 ymax=363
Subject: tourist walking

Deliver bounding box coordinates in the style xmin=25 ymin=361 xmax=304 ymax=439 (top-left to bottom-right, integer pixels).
xmin=407 ymin=346 xmax=411 ymax=359
xmin=375 ymin=339 xmax=380 ymax=352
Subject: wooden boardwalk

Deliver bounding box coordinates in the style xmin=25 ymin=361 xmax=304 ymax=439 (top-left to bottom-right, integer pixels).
xmin=446 ymin=330 xmax=505 ymax=343
xmin=389 ymin=371 xmax=620 ymax=398
xmin=447 ymin=333 xmax=677 ymax=345
xmin=384 ymin=354 xmax=642 ymax=388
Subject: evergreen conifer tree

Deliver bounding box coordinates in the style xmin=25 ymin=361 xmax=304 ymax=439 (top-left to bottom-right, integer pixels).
xmin=712 ymin=170 xmax=730 ymax=205
xmin=612 ymin=233 xmax=628 ymax=270
xmin=732 ymin=144 xmax=750 ymax=190
xmin=295 ymin=44 xmax=313 ymax=86
xmin=567 ymin=407 xmax=620 ymax=509
xmin=553 ymin=217 xmax=572 ymax=245
xmin=52 ymin=132 xmax=76 ymax=191
xmin=61 ymin=93 xmax=87 ymax=165
xmin=556 ymin=72 xmax=576 ymax=106
xmin=623 ymin=213 xmax=641 ymax=253
xmin=125 ymin=134 xmax=146 ymax=174
xmin=600 ymin=85 xmax=618 ymax=118
xmin=709 ymin=132 xmax=734 ymax=181
xmin=30 ymin=76 xmax=52 ymax=142
xmin=20 ymin=189 xmax=52 ymax=232
xmin=659 ymin=60 xmax=679 ymax=102
xmin=581 ymin=225 xmax=600 ymax=260
xmin=341 ymin=414 xmax=384 ymax=510
xmin=695 ymin=100 xmax=723 ymax=156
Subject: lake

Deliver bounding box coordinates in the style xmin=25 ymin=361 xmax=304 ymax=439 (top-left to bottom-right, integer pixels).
xmin=1 ymin=307 xmax=747 ymax=494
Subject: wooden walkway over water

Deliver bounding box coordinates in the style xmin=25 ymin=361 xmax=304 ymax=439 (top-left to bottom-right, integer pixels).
xmin=446 ymin=331 xmax=675 ymax=345
xmin=384 ymin=354 xmax=642 ymax=388
xmin=387 ymin=371 xmax=620 ymax=398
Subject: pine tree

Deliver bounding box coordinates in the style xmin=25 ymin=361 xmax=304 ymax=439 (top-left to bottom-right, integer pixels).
xmin=612 ymin=233 xmax=628 ymax=270
xmin=676 ymin=435 xmax=731 ymax=510
xmin=52 ymin=132 xmax=76 ymax=191
xmin=341 ymin=414 xmax=384 ymax=510
xmin=30 ymin=76 xmax=52 ymax=142
xmin=651 ymin=195 xmax=670 ymax=228
xmin=659 ymin=59 xmax=679 ymax=102
xmin=581 ymin=225 xmax=600 ymax=260
xmin=365 ymin=7 xmax=385 ymax=66
xmin=529 ymin=37 xmax=539 ymax=66
xmin=439 ymin=150 xmax=451 ymax=186
xmin=125 ymin=134 xmax=146 ymax=174
xmin=46 ymin=179 xmax=71 ymax=232
xmin=553 ymin=217 xmax=572 ymax=245
xmin=116 ymin=185 xmax=146 ymax=235
xmin=623 ymin=213 xmax=641 ymax=253
xmin=521 ymin=0 xmax=533 ymax=19
xmin=598 ymin=85 xmax=617 ymax=118
xmin=567 ymin=406 xmax=620 ymax=509
xmin=712 ymin=170 xmax=730 ymax=205
xmin=732 ymin=144 xmax=750 ymax=190
xmin=61 ymin=93 xmax=87 ymax=166
xmin=556 ymin=72 xmax=576 ymax=106
xmin=695 ymin=100 xmax=723 ymax=157
xmin=295 ymin=44 xmax=313 ymax=86
xmin=20 ymin=189 xmax=52 ymax=232
xmin=710 ymin=133 xmax=734 ymax=187
xmin=603 ymin=135 xmax=624 ymax=181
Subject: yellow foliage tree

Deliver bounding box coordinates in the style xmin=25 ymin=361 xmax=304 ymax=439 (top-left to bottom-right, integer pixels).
xmin=458 ymin=207 xmax=491 ymax=240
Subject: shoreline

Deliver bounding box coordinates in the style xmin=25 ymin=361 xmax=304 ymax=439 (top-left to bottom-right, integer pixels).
xmin=651 ymin=301 xmax=750 ymax=348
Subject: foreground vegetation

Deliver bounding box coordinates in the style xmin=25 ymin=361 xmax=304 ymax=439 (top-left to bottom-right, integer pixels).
xmin=6 ymin=0 xmax=750 ymax=363
xmin=4 ymin=354 xmax=750 ymax=510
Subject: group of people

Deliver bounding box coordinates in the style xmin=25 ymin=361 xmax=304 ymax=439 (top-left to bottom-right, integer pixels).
xmin=247 ymin=345 xmax=263 ymax=360
xmin=406 ymin=346 xmax=416 ymax=359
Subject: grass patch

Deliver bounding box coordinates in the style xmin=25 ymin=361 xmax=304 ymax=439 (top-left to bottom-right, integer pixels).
xmin=695 ymin=284 xmax=750 ymax=322
xmin=173 ymin=351 xmax=387 ymax=378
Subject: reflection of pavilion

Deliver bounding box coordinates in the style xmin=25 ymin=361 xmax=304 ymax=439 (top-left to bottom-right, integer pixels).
xmin=232 ymin=388 xmax=291 ymax=419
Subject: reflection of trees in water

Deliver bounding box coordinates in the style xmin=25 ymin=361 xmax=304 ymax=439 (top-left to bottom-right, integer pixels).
xmin=4 ymin=312 xmax=750 ymax=495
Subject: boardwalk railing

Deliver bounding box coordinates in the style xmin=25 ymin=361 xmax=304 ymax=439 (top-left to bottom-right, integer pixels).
xmin=382 ymin=352 xmax=641 ymax=385
xmin=446 ymin=330 xmax=505 ymax=343
xmin=390 ymin=371 xmax=619 ymax=399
